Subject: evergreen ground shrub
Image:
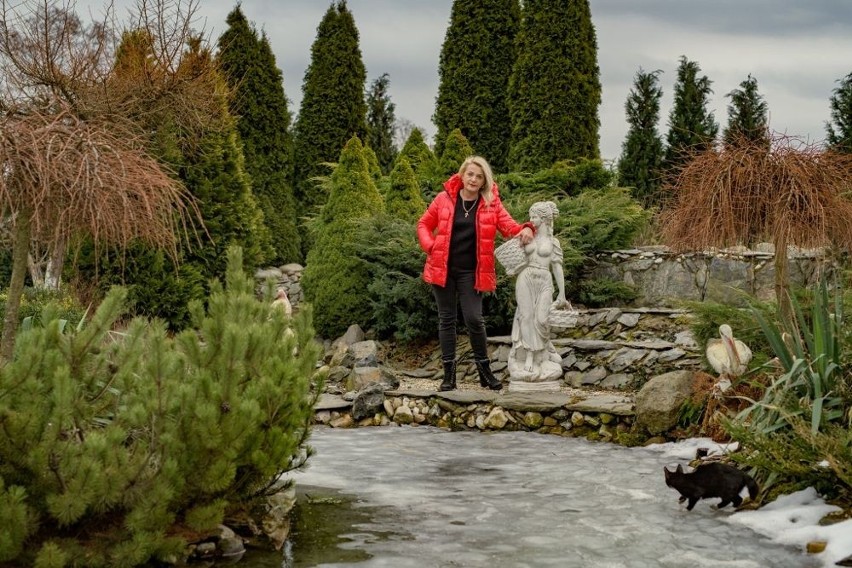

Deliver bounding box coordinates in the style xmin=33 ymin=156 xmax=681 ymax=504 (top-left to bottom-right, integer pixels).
xmin=0 ymin=287 xmax=85 ymax=333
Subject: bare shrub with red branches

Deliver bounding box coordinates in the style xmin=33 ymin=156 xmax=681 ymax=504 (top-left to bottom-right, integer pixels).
xmin=659 ymin=133 xmax=852 ymax=315
xmin=0 ymin=0 xmax=213 ymax=360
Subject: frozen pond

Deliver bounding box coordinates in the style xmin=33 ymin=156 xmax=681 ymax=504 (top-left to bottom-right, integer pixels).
xmin=284 ymin=426 xmax=817 ymax=568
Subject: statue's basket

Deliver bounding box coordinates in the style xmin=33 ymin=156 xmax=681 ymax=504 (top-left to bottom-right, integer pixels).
xmin=495 ymin=238 xmax=526 ymax=276
xmin=549 ymin=307 xmax=579 ymax=328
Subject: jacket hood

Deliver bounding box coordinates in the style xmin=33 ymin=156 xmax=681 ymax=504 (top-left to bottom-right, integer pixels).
xmin=443 ymin=173 xmax=500 ymax=199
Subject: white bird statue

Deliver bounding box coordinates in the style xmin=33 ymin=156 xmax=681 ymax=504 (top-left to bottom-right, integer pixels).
xmin=705 ymin=324 xmax=752 ymax=378
xmin=271 ymin=289 xmax=293 ymax=317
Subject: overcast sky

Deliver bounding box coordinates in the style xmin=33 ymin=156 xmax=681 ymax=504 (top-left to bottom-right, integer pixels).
xmin=106 ymin=0 xmax=852 ymax=162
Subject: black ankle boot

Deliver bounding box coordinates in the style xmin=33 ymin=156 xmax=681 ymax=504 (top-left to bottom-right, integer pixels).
xmin=439 ymin=360 xmax=456 ymax=391
xmin=475 ymin=359 xmax=502 ymax=391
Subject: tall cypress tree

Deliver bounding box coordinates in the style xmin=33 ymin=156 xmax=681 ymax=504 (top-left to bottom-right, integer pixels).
xmin=826 ymin=71 xmax=852 ymax=154
xmin=617 ymin=68 xmax=664 ymax=207
xmin=508 ymin=0 xmax=601 ymax=172
xmin=433 ymin=0 xmax=519 ymax=172
xmin=664 ymin=56 xmax=719 ymax=173
xmin=217 ymin=7 xmax=302 ymax=263
xmin=723 ymin=74 xmax=769 ymax=149
xmin=366 ymin=73 xmax=397 ymax=174
xmin=75 ymin=35 xmax=272 ymax=329
xmin=293 ymin=1 xmax=367 ymax=212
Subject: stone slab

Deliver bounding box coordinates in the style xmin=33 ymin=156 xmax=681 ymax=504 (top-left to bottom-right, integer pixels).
xmin=437 ymin=390 xmax=500 ymax=404
xmin=553 ymin=339 xmax=619 ymax=350
xmin=565 ymin=394 xmax=634 ymax=416
xmin=397 ymin=369 xmax=436 ymax=378
xmin=385 ymin=389 xmax=500 ymax=404
xmin=493 ymin=392 xmax=574 ymax=412
xmin=385 ymin=389 xmax=439 ymax=398
xmin=315 ymin=394 xmax=352 ymax=411
xmin=507 ymin=380 xmax=562 ymax=393
xmin=620 ymin=340 xmax=677 ymax=350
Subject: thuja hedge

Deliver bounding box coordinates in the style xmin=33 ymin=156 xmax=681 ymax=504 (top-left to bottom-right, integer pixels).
xmin=0 ymin=247 xmax=321 ymax=567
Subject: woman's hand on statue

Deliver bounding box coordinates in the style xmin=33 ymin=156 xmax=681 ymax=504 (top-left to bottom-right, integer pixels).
xmin=518 ymin=227 xmax=534 ymax=244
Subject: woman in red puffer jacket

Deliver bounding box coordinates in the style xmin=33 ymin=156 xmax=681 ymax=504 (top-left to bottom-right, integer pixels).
xmin=417 ymin=155 xmax=534 ymax=392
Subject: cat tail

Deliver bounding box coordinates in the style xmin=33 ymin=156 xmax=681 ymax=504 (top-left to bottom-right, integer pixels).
xmin=746 ymin=476 xmax=759 ymax=500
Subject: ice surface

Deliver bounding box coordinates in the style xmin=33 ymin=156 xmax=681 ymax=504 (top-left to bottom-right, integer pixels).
xmin=287 ymin=427 xmax=831 ymax=568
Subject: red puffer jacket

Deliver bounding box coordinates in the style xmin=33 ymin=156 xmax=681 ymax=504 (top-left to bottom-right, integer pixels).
xmin=417 ymin=174 xmax=533 ymax=292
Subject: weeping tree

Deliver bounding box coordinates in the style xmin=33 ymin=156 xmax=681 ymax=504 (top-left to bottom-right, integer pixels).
xmin=0 ymin=108 xmax=196 ymax=361
xmin=659 ymin=134 xmax=852 ymax=318
xmin=0 ymin=0 xmax=208 ymax=360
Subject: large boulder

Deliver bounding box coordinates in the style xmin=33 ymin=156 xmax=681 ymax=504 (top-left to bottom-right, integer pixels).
xmin=345 ymin=366 xmax=399 ymax=392
xmin=351 ymin=383 xmax=388 ymax=421
xmin=634 ymin=370 xmax=694 ymax=435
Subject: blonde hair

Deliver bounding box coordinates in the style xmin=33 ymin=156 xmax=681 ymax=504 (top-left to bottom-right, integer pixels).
xmin=458 ymin=155 xmax=495 ymax=205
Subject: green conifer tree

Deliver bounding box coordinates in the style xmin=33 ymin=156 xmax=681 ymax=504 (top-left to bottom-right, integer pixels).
xmin=439 ymin=128 xmax=475 ymax=178
xmin=366 ymin=73 xmax=398 ymax=174
xmin=171 ymin=39 xmax=272 ymax=278
xmin=386 ymin=157 xmax=426 ymax=222
xmin=75 ymin=35 xmax=272 ymax=328
xmin=302 ymin=137 xmax=385 ymax=337
xmin=395 ymin=127 xmax=442 ymax=200
xmin=508 ymin=0 xmax=601 ymax=171
xmin=433 ymin=0 xmax=520 ymax=172
xmin=395 ymin=127 xmax=436 ymax=174
xmin=179 ymin=116 xmax=273 ymax=277
xmin=617 ymin=68 xmax=664 ymax=206
xmin=217 ymin=8 xmax=302 ymax=263
xmin=826 ymin=71 xmax=852 ymax=153
xmin=293 ymin=1 xmax=368 ymax=212
xmin=723 ymin=74 xmax=770 ymax=148
xmin=364 ymin=144 xmax=383 ymax=184
xmin=664 ymin=56 xmax=719 ymax=173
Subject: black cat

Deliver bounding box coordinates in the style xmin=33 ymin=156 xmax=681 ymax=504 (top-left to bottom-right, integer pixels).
xmin=664 ymin=462 xmax=759 ymax=511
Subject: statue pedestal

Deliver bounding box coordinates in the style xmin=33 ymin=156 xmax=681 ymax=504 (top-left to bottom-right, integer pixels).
xmin=508 ymin=380 xmax=562 ymax=393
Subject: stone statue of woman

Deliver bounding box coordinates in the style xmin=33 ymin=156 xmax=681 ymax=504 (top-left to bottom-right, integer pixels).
xmin=502 ymin=201 xmax=572 ymax=391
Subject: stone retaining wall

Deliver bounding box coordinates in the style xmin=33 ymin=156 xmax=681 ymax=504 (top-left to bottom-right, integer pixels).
xmin=587 ymin=245 xmax=836 ymax=307
xmin=255 ymin=263 xmax=304 ymax=306
xmin=255 ymin=246 xmax=839 ymax=313
xmin=484 ymin=307 xmax=700 ymax=391
xmin=314 ymin=390 xmax=637 ymax=444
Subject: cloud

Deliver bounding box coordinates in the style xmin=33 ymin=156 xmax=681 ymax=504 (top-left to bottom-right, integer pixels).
xmin=82 ymin=0 xmax=852 ymax=161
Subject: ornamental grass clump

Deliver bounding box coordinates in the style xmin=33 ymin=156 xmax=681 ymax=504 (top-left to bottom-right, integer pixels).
xmin=0 ymin=247 xmax=321 ymax=567
xmin=725 ymin=280 xmax=852 ymax=501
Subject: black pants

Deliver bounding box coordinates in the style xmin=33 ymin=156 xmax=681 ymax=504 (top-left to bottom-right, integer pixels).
xmin=432 ymin=269 xmax=488 ymax=363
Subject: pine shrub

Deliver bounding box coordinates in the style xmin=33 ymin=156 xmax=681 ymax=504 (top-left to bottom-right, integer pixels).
xmin=0 ymin=247 xmax=321 ymax=566
xmin=577 ymin=279 xmax=638 ymax=308
xmin=394 ymin=128 xmax=443 ymax=201
xmin=73 ymin=243 xmax=207 ymax=331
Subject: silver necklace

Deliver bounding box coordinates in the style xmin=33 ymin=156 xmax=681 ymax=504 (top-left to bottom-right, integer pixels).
xmin=461 ymin=196 xmax=478 ymax=218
